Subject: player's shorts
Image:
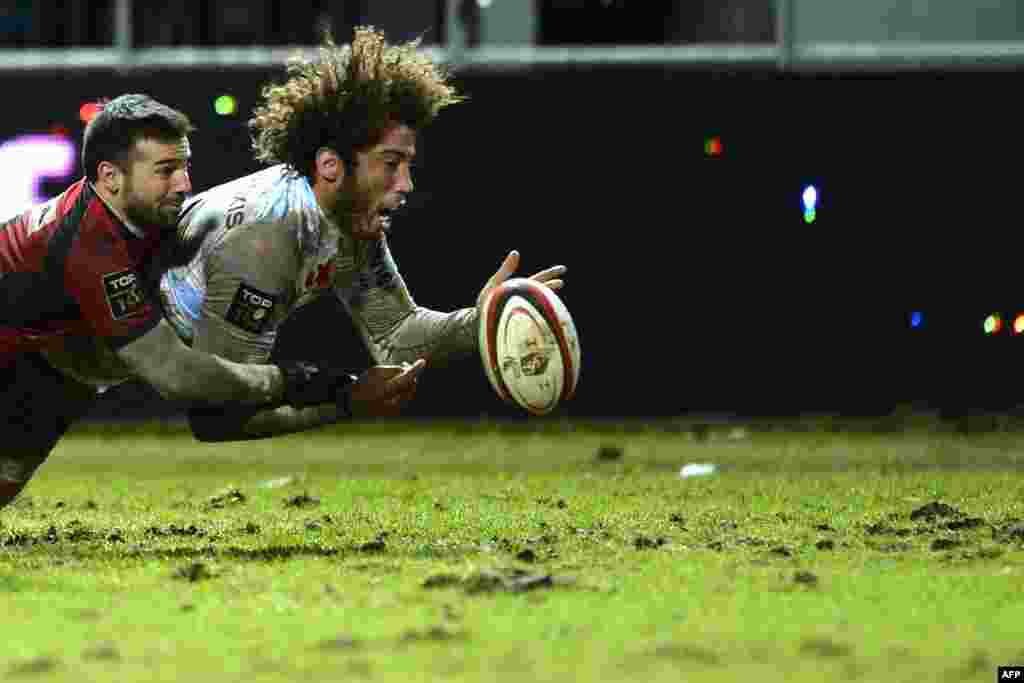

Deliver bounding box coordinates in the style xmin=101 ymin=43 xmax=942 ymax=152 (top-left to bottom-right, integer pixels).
xmin=0 ymin=353 xmax=99 ymax=489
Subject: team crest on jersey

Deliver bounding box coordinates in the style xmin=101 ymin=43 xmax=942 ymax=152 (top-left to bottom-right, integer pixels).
xmin=102 ymin=269 xmax=147 ymax=320
xmin=304 ymin=260 xmax=335 ymax=290
xmin=225 ymin=283 xmax=277 ymax=334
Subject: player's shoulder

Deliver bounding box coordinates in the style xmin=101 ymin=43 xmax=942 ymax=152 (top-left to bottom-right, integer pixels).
xmin=49 ymin=179 xmax=128 ymax=254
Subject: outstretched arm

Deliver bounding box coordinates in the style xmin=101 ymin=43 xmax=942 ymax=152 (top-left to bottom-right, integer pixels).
xmin=346 ymin=242 xmax=566 ymax=367
xmin=116 ymin=318 xmax=284 ymax=405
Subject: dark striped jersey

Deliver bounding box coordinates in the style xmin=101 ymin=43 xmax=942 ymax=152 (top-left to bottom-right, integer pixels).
xmin=0 ymin=178 xmax=165 ymax=368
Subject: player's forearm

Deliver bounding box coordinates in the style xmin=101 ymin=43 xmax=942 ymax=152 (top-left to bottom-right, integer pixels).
xmin=370 ymin=306 xmax=478 ymax=366
xmin=117 ymin=319 xmax=284 ymax=405
xmin=188 ymin=402 xmax=346 ymax=442
xmin=169 ymin=347 xmax=283 ymax=405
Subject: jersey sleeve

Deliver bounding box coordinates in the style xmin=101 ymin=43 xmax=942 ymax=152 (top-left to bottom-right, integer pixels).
xmin=190 ymin=219 xmax=298 ymax=364
xmin=63 ymin=226 xmax=161 ymax=350
xmin=339 ymin=237 xmax=478 ymax=366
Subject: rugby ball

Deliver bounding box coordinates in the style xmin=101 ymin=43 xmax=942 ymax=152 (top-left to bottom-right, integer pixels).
xmin=479 ymin=278 xmax=581 ymax=416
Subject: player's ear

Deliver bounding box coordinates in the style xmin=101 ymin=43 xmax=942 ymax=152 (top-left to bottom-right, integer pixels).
xmin=315 ymin=147 xmax=343 ymax=185
xmin=96 ymin=160 xmax=123 ymax=195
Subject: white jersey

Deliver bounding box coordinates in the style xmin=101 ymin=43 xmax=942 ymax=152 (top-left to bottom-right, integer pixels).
xmin=157 ymin=165 xmax=478 ymax=367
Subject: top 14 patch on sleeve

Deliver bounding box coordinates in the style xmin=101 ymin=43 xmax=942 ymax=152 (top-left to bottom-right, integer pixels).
xmin=102 ymin=269 xmax=147 ymax=320
xmin=225 ymin=283 xmax=277 ymax=334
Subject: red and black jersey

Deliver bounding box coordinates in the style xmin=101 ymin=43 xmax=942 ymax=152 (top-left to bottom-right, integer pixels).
xmin=0 ymin=178 xmax=165 ymax=367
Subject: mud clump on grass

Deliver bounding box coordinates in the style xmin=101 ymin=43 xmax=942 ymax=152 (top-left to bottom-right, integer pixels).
xmin=3 ymin=531 xmax=36 ymax=547
xmin=82 ymin=642 xmax=120 ymax=661
xmin=207 ymin=487 xmax=246 ymax=509
xmin=652 ymin=643 xmax=721 ymax=665
xmin=595 ymin=445 xmax=623 ymax=462
xmin=358 ymin=532 xmax=388 ymax=553
xmin=909 ymin=502 xmax=960 ymax=522
xmin=992 ymin=523 xmax=1024 ymax=544
xmin=284 ymin=493 xmax=320 ymax=508
xmin=146 ymin=524 xmax=205 ymax=538
xmin=871 ymin=542 xmax=913 ymax=553
xmin=944 ymin=517 xmax=985 ymax=531
xmin=422 ymin=574 xmax=462 ymax=589
xmin=815 ymin=540 xmax=835 ymax=551
xmin=794 ymin=571 xmax=819 ymax=586
xmin=423 ymin=568 xmax=575 ymax=595
xmin=800 ymin=638 xmax=852 ymax=658
xmin=64 ymin=523 xmax=95 ymax=543
xmin=8 ymin=657 xmax=58 ymax=676
xmin=400 ymin=625 xmax=464 ymax=643
xmin=865 ymin=521 xmax=911 ymax=537
xmin=515 ymin=548 xmax=537 ymax=563
xmin=172 ymin=562 xmax=215 ymax=582
xmin=634 ymin=535 xmax=667 ymax=550
xmin=317 ymin=636 xmax=359 ymax=651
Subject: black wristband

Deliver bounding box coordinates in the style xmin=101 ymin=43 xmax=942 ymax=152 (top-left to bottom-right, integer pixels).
xmin=277 ymin=361 xmax=357 ymax=409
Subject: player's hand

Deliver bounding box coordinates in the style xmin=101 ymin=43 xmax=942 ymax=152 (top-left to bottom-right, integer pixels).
xmin=476 ymin=250 xmax=567 ymax=313
xmin=348 ymin=359 xmax=426 ymax=418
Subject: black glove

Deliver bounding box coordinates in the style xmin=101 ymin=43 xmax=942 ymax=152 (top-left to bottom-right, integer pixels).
xmin=277 ymin=361 xmax=358 ymax=413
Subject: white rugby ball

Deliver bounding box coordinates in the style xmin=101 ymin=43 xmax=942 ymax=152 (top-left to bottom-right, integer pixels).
xmin=479 ymin=278 xmax=581 ymax=416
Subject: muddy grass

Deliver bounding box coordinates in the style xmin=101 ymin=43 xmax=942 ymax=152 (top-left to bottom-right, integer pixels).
xmin=1 ymin=423 xmax=1023 ymax=682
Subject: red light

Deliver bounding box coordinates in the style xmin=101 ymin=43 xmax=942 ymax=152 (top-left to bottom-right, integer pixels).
xmin=49 ymin=124 xmax=70 ymax=137
xmin=79 ymin=102 xmax=102 ymax=124
xmin=705 ymin=137 xmax=722 ymax=157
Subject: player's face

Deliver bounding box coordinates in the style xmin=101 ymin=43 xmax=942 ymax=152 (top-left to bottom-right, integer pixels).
xmin=121 ymin=136 xmax=192 ymax=230
xmin=345 ymin=123 xmax=416 ymax=241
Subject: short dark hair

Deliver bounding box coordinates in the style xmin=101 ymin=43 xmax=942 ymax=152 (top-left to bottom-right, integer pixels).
xmin=81 ymin=93 xmax=195 ymax=182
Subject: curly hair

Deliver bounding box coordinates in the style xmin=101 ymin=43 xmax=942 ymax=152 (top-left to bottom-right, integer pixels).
xmin=250 ymin=26 xmax=465 ymax=177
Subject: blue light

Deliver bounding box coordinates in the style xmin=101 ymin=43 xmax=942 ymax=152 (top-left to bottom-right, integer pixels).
xmin=910 ymin=311 xmax=923 ymax=328
xmin=802 ymin=185 xmax=818 ymax=212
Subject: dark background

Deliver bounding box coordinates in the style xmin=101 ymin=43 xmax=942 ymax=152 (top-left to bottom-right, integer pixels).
xmin=2 ymin=1 xmax=1021 ymax=420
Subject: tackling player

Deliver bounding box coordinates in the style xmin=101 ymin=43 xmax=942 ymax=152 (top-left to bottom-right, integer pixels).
xmin=157 ymin=27 xmax=566 ymax=441
xmin=0 ymin=93 xmax=421 ymax=508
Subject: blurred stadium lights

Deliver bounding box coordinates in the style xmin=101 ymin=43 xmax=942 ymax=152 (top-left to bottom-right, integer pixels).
xmin=78 ymin=101 xmax=101 ymax=124
xmin=704 ymin=136 xmax=722 ymax=157
xmin=0 ymin=134 xmax=75 ymax=222
xmin=909 ymin=311 xmax=924 ymax=329
xmin=802 ymin=184 xmax=817 ymax=224
xmin=1013 ymin=314 xmax=1024 ymax=335
xmin=983 ymin=313 xmax=1003 ymax=335
xmin=214 ymin=94 xmax=238 ymax=116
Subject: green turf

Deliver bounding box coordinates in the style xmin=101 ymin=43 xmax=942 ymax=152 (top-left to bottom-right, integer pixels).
xmin=1 ymin=418 xmax=1023 ymax=682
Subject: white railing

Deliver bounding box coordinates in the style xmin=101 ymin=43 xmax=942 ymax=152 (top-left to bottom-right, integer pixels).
xmin=1 ymin=42 xmax=1024 ymax=72
xmin=2 ymin=0 xmax=1024 ymax=72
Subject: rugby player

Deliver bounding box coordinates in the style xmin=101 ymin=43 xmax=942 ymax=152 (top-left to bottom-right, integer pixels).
xmin=0 ymin=94 xmax=421 ymax=507
xmin=157 ymin=27 xmax=566 ymax=441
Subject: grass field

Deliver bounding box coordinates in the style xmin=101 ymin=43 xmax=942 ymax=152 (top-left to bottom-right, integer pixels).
xmin=2 ymin=417 xmax=1024 ymax=682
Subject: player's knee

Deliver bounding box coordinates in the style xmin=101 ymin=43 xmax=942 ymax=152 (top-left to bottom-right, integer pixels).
xmin=0 ymin=456 xmax=45 ymax=510
xmin=0 ymin=480 xmax=29 ymax=509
